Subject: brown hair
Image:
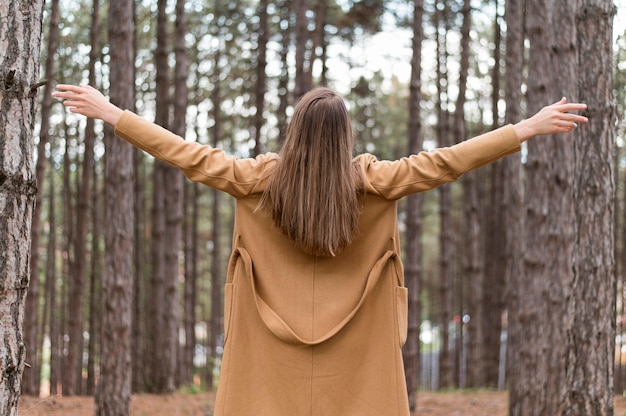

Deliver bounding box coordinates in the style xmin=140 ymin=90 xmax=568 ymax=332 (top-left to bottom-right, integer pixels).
xmin=259 ymin=87 xmax=363 ymax=256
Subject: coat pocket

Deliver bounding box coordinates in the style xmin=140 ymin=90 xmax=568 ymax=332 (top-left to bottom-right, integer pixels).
xmin=396 ymin=286 xmax=408 ymax=347
xmin=224 ymin=283 xmax=234 ymax=344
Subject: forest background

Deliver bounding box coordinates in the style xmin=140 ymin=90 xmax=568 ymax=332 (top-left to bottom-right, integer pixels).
xmin=1 ymin=0 xmax=625 ymax=414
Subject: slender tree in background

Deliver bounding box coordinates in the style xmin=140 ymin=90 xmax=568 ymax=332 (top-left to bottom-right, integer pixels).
xmin=276 ymin=0 xmax=292 ymax=144
xmin=294 ymin=0 xmax=310 ymax=98
xmin=132 ymin=1 xmax=145 ymax=390
xmin=403 ymin=0 xmax=425 ymax=410
xmin=45 ymin=173 xmax=60 ymax=396
xmin=503 ymin=0 xmax=525 ymax=402
xmin=95 ymin=0 xmax=135 ymax=413
xmin=22 ymin=0 xmax=60 ymax=397
xmin=172 ymin=0 xmax=192 ymax=387
xmin=252 ymin=0 xmax=268 ymax=157
xmin=161 ymin=5 xmax=185 ymax=392
xmin=66 ymin=0 xmax=100 ymax=395
xmin=481 ymin=0 xmax=505 ymax=388
xmin=434 ymin=0 xmax=454 ymax=389
xmin=146 ymin=0 xmax=176 ymax=394
xmin=0 ymin=0 xmax=44 ymax=411
xmin=207 ymin=2 xmax=224 ymax=389
xmin=312 ymin=0 xmax=329 ymax=85
xmin=452 ymin=0 xmax=471 ymax=388
xmin=182 ymin=179 xmax=199 ymax=387
xmin=84 ymin=0 xmax=101 ymax=396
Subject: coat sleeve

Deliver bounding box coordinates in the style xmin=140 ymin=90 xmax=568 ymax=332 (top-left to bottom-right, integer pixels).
xmin=359 ymin=125 xmax=521 ymax=200
xmin=114 ymin=110 xmax=276 ymax=198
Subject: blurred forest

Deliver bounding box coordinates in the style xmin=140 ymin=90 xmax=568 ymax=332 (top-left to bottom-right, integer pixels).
xmin=13 ymin=0 xmax=626 ymax=413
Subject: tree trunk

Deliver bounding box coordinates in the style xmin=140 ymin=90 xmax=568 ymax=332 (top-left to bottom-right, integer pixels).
xmin=453 ymin=0 xmax=471 ymax=388
xmin=312 ymin=0 xmax=328 ymax=85
xmin=252 ymin=0 xmax=268 ymax=157
xmin=510 ymin=0 xmax=615 ymax=413
xmin=481 ymin=0 xmax=505 ymax=388
xmin=276 ymin=0 xmax=292 ymax=145
xmin=95 ymin=0 xmax=135 ymax=413
xmin=294 ymin=0 xmax=310 ymax=98
xmin=514 ymin=4 xmax=565 ymax=411
xmin=207 ymin=38 xmax=223 ymax=389
xmin=503 ymin=0 xmax=526 ymax=405
xmin=564 ymin=0 xmax=615 ymax=412
xmin=172 ymin=0 xmax=190 ymax=387
xmin=434 ymin=0 xmax=454 ymax=389
xmin=66 ymin=0 xmax=100 ymax=396
xmin=182 ymin=181 xmax=198 ymax=387
xmin=146 ymin=0 xmax=172 ymax=393
xmin=0 ymin=0 xmax=44 ymax=411
xmin=403 ymin=0 xmax=424 ymax=409
xmin=86 ymin=151 xmax=101 ymax=396
xmin=23 ymin=0 xmax=58 ymax=397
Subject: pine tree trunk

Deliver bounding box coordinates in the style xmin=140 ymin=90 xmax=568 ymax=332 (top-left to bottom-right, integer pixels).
xmin=403 ymin=0 xmax=424 ymax=409
xmin=252 ymin=0 xmax=268 ymax=157
xmin=86 ymin=155 xmax=101 ymax=396
xmin=564 ymin=0 xmax=615 ymax=412
xmin=22 ymin=0 xmax=58 ymax=397
xmin=453 ymin=0 xmax=471 ymax=388
xmin=207 ymin=44 xmax=224 ymax=389
xmin=294 ymin=0 xmax=310 ymax=98
xmin=503 ymin=0 xmax=526 ymax=406
xmin=95 ymin=0 xmax=135 ymax=413
xmin=481 ymin=1 xmax=505 ymax=388
xmin=0 ymin=0 xmax=44 ymax=411
xmin=46 ymin=175 xmax=60 ymax=396
xmin=172 ymin=0 xmax=191 ymax=387
xmin=434 ymin=0 xmax=454 ymax=389
xmin=511 ymin=0 xmax=616 ymax=413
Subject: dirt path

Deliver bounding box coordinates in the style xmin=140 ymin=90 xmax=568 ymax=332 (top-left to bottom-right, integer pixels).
xmin=18 ymin=391 xmax=626 ymax=415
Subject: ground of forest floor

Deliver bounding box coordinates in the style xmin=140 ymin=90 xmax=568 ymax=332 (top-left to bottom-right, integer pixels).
xmin=17 ymin=390 xmax=626 ymax=415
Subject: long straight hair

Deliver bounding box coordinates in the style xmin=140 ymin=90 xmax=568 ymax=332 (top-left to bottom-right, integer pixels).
xmin=259 ymin=87 xmax=363 ymax=256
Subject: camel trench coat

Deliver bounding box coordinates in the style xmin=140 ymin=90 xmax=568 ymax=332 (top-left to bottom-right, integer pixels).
xmin=115 ymin=111 xmax=521 ymax=416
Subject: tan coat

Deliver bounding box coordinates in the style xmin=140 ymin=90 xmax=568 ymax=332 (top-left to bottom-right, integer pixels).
xmin=115 ymin=111 xmax=521 ymax=416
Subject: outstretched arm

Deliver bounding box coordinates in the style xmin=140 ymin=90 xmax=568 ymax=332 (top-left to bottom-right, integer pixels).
xmin=513 ymin=97 xmax=588 ymax=143
xmin=52 ymin=84 xmax=124 ymax=126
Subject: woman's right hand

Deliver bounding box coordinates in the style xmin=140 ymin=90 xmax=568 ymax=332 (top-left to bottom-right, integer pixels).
xmin=52 ymin=84 xmax=124 ymax=126
xmin=513 ymin=97 xmax=588 ymax=143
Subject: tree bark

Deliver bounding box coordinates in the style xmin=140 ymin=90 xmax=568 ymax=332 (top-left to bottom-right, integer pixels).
xmin=172 ymin=0 xmax=191 ymax=387
xmin=294 ymin=0 xmax=310 ymax=98
xmin=434 ymin=0 xmax=454 ymax=389
xmin=95 ymin=0 xmax=135 ymax=413
xmin=403 ymin=0 xmax=424 ymax=409
xmin=503 ymin=0 xmax=526 ymax=405
xmin=207 ymin=35 xmax=223 ymax=389
xmin=23 ymin=0 xmax=59 ymax=396
xmin=511 ymin=0 xmax=616 ymax=413
xmin=564 ymin=0 xmax=615 ymax=412
xmin=45 ymin=174 xmax=60 ymax=396
xmin=252 ymin=0 xmax=268 ymax=157
xmin=0 ymin=0 xmax=44 ymax=411
xmin=481 ymin=0 xmax=505 ymax=388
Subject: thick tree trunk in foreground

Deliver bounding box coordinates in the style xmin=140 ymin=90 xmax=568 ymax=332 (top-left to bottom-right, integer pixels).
xmin=510 ymin=0 xmax=615 ymax=414
xmin=0 ymin=0 xmax=44 ymax=412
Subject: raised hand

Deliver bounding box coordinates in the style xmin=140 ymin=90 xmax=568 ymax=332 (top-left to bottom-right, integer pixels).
xmin=52 ymin=84 xmax=124 ymax=126
xmin=513 ymin=97 xmax=588 ymax=143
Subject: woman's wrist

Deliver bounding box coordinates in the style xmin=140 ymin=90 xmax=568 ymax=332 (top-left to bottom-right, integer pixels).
xmin=102 ymin=105 xmax=124 ymax=126
xmin=512 ymin=120 xmax=535 ymax=143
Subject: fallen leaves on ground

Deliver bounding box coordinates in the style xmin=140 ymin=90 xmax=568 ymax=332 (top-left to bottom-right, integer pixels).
xmin=18 ymin=390 xmax=626 ymax=415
